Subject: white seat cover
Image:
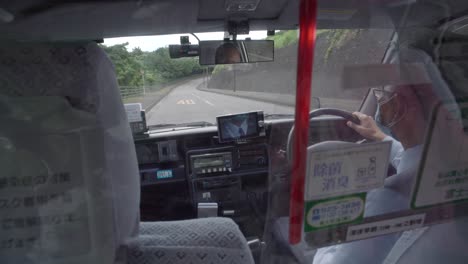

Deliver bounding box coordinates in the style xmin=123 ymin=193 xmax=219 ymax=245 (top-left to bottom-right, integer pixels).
xmin=0 ymin=42 xmax=140 ymax=264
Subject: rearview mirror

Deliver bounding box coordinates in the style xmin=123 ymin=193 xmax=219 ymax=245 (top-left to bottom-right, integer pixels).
xmin=199 ymin=40 xmax=274 ymax=65
xmin=169 ymin=44 xmax=199 ymax=58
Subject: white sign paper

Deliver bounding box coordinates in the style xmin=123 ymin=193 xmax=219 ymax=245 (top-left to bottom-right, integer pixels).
xmin=124 ymin=103 xmax=142 ymax=123
xmin=412 ymin=101 xmax=468 ymax=208
xmin=346 ymin=214 xmax=426 ymax=242
xmin=0 ymin=97 xmax=94 ymax=260
xmin=305 ymin=141 xmax=391 ymax=200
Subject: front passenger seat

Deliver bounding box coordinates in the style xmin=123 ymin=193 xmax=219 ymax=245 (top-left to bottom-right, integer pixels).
xmin=0 ymin=41 xmax=253 ymax=264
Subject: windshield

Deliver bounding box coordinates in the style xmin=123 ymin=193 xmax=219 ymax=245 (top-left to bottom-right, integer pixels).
xmin=6 ymin=1 xmax=468 ymax=264
xmin=104 ymin=29 xmax=392 ymax=126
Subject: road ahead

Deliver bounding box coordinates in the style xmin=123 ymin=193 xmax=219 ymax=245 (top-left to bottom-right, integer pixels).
xmin=146 ymin=78 xmax=294 ymax=125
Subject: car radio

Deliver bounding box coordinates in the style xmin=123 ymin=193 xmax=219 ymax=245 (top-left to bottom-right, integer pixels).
xmin=190 ymin=152 xmax=232 ymax=176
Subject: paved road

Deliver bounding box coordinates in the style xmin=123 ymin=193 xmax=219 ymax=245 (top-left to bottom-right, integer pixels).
xmin=146 ymin=78 xmax=294 ymax=125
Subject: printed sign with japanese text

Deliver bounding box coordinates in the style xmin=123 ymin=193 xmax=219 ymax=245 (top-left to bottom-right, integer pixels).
xmin=304 ymin=193 xmax=366 ymax=232
xmin=346 ymin=214 xmax=426 ymax=241
xmin=412 ymin=101 xmax=468 ymax=208
xmin=305 ymin=141 xmax=391 ymax=200
xmin=0 ymin=98 xmax=100 ymax=260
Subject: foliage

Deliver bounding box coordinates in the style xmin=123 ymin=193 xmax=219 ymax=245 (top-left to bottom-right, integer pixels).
xmin=266 ymin=29 xmax=328 ymax=49
xmin=267 ymin=30 xmax=299 ymax=49
xmin=212 ymin=65 xmax=227 ymax=75
xmin=264 ymin=29 xmax=362 ymax=62
xmin=324 ymin=29 xmax=361 ymax=61
xmin=101 ymin=43 xmax=205 ymax=87
xmin=115 ymin=29 xmax=353 ymax=80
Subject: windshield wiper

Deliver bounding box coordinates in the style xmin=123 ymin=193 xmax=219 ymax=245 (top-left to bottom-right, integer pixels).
xmin=148 ymin=121 xmax=215 ymax=130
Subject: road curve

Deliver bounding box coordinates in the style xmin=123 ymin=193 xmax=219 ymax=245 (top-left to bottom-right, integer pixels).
xmin=146 ymin=78 xmax=294 ymax=125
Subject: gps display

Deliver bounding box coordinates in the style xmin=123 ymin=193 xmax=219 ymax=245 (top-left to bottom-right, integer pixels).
xmin=217 ymin=111 xmax=265 ymax=143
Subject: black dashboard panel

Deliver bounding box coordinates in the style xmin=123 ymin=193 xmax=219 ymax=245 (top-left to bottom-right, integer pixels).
xmin=134 ymin=117 xmax=362 ymax=236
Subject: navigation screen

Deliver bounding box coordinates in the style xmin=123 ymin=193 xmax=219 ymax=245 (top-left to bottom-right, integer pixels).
xmin=217 ymin=111 xmax=264 ymax=143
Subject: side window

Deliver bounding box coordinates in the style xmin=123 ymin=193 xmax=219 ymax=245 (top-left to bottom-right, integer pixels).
xmin=210 ymin=29 xmax=393 ymax=112
xmin=312 ymin=29 xmax=393 ymax=111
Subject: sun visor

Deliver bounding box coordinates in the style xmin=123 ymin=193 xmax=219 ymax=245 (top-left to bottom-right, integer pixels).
xmin=342 ymin=63 xmax=432 ymax=90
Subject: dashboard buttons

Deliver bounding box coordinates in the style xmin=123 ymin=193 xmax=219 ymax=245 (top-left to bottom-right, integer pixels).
xmin=257 ymin=157 xmax=266 ymax=165
xmin=197 ymin=167 xmax=233 ymax=175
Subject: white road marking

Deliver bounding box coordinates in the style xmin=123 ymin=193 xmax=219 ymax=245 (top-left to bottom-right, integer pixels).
xmin=191 ymin=92 xmax=215 ymax=106
xmin=177 ymin=99 xmax=196 ymax=105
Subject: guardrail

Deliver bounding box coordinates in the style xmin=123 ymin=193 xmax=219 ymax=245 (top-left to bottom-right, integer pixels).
xmin=120 ymin=86 xmax=145 ymax=99
xmin=120 ymin=75 xmax=205 ymax=100
xmin=120 ymin=85 xmax=165 ymax=99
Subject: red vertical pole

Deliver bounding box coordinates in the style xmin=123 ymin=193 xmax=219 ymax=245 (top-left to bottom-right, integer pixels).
xmin=289 ymin=0 xmax=318 ymax=244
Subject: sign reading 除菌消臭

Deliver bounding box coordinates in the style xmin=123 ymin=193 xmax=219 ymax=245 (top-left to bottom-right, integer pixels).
xmin=305 ymin=141 xmax=391 ymax=201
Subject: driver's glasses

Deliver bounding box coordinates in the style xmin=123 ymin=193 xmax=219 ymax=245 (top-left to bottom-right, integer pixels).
xmin=373 ymin=88 xmax=395 ymax=104
xmin=373 ymin=88 xmax=406 ymax=127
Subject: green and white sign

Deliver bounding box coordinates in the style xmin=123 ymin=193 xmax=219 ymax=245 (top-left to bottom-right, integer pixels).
xmin=304 ymin=193 xmax=366 ymax=232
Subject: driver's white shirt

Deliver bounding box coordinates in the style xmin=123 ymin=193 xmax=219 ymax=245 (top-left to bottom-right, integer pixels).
xmin=385 ymin=136 xmax=404 ymax=169
xmin=224 ymin=119 xmax=248 ymax=139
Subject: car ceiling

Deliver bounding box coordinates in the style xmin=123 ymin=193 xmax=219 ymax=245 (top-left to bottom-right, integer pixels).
xmin=0 ymin=0 xmax=468 ymax=41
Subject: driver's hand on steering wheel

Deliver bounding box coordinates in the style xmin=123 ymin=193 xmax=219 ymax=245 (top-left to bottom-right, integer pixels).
xmin=346 ymin=112 xmax=386 ymax=142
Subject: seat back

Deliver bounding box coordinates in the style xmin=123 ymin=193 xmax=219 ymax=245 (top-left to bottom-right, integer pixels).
xmin=0 ymin=42 xmax=140 ymax=264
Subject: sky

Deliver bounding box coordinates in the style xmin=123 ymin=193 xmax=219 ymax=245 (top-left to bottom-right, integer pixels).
xmin=103 ymin=31 xmax=268 ymax=51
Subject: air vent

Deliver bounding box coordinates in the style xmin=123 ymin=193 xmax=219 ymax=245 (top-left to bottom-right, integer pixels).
xmin=184 ymin=136 xmax=214 ymax=149
xmin=239 ymin=148 xmax=265 ymax=157
xmin=238 ymin=146 xmax=267 ymax=167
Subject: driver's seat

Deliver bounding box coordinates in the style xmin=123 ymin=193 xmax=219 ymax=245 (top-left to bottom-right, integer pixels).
xmin=0 ymin=41 xmax=253 ymax=264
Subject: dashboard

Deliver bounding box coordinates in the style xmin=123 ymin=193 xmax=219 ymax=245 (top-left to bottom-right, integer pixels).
xmin=134 ymin=115 xmax=361 ymax=238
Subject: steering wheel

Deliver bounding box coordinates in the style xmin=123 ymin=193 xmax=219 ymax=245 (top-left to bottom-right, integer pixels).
xmin=286 ymin=108 xmax=361 ymax=163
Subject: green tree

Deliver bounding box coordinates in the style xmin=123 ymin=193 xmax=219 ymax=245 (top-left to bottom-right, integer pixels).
xmin=102 ymin=43 xmax=205 ymax=87
xmin=101 ymin=43 xmax=144 ymax=86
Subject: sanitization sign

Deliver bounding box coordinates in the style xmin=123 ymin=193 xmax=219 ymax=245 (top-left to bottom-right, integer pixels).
xmin=412 ymin=101 xmax=468 ymax=208
xmin=305 ymin=141 xmax=391 ymax=200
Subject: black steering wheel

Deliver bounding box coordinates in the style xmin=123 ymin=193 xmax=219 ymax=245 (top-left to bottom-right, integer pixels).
xmin=286 ymin=108 xmax=361 ymax=163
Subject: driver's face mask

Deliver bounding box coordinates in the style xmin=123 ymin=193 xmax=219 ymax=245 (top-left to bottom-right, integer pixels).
xmin=374 ymin=106 xmax=394 ymax=137
xmin=374 ymin=88 xmax=407 ymax=129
